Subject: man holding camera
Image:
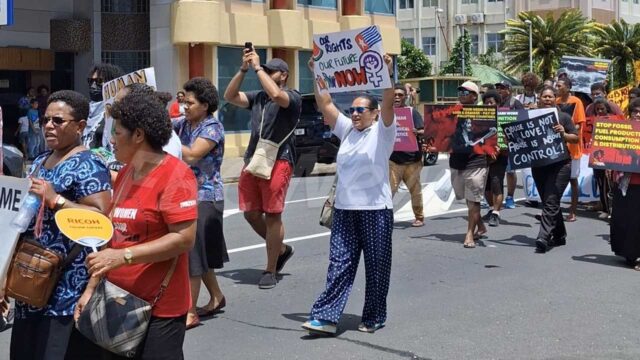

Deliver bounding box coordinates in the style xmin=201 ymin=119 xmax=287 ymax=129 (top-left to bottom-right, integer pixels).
xmin=223 ymin=46 xmax=301 ymax=290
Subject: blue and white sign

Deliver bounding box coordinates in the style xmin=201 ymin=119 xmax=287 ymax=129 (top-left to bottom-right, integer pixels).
xmin=0 ymin=0 xmax=14 ymax=26
xmin=522 ymin=155 xmax=598 ymax=203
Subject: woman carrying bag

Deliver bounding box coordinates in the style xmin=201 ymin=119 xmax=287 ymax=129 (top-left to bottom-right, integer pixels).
xmin=302 ymin=54 xmax=396 ymax=335
xmin=73 ymin=90 xmax=198 ymax=359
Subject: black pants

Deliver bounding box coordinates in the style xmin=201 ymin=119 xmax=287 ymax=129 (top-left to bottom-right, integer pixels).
xmin=593 ymin=169 xmax=610 ymax=213
xmin=10 ymin=315 xmax=88 ymax=360
xmin=532 ymin=160 xmax=571 ymax=242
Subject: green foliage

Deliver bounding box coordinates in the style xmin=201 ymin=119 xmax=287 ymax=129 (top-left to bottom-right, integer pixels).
xmin=502 ymin=10 xmax=595 ymax=81
xmin=397 ymin=38 xmax=433 ymax=79
xmin=593 ymin=19 xmax=640 ymax=88
xmin=441 ymin=29 xmax=473 ymax=76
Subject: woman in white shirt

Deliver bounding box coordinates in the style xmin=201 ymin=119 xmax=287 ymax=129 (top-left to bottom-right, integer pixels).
xmin=302 ymin=54 xmax=396 ymax=335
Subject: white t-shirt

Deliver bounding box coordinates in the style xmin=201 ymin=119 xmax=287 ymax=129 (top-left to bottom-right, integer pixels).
xmin=333 ymin=112 xmax=396 ymax=210
xmin=17 ymin=116 xmax=29 ymax=133
xmin=163 ymin=130 xmax=183 ymax=159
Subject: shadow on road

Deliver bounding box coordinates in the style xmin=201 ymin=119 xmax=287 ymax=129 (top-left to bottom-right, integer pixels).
xmin=217 ymin=268 xmax=290 ymax=286
xmin=486 ymin=234 xmax=536 ymax=247
xmin=571 ymin=254 xmax=631 ymax=269
xmin=281 ymin=313 xmax=433 ymax=359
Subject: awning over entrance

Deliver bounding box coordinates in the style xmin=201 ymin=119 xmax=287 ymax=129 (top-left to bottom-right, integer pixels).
xmin=470 ymin=64 xmax=521 ymax=87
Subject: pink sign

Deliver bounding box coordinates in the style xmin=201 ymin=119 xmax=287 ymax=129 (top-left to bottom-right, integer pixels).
xmin=393 ymin=107 xmax=419 ymax=152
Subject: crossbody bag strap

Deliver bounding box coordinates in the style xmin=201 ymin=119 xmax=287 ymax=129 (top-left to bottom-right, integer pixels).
xmin=59 ymin=244 xmax=83 ymax=270
xmin=258 ymin=105 xmax=298 ymax=147
xmin=150 ymin=257 xmax=179 ymax=307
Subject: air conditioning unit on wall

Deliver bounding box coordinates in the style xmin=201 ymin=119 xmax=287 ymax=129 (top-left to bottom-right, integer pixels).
xmin=454 ymin=14 xmax=467 ymax=25
xmin=470 ymin=13 xmax=484 ymax=24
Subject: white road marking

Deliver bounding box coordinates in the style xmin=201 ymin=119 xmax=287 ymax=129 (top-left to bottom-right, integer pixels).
xmin=227 ymin=196 xmax=527 ymax=254
xmin=228 ymin=232 xmax=331 ymax=254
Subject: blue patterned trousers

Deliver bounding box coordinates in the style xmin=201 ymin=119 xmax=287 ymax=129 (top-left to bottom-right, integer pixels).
xmin=310 ymin=208 xmax=394 ymax=327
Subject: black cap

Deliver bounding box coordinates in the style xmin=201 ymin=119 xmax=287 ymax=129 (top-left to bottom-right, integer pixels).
xmin=262 ymin=58 xmax=289 ymax=73
xmin=495 ymin=80 xmax=512 ymax=89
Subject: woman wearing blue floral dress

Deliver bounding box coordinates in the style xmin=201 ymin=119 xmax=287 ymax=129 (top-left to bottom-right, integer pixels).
xmin=8 ymin=90 xmax=112 ymax=359
xmin=174 ymin=77 xmax=228 ymax=329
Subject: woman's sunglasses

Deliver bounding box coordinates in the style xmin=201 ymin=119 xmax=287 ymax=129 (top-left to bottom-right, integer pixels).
xmin=349 ymin=106 xmax=374 ymax=114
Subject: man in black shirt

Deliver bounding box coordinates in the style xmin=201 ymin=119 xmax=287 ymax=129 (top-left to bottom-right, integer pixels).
xmin=496 ymin=80 xmax=524 ymax=210
xmin=450 ymin=81 xmax=489 ymax=248
xmin=389 ymin=84 xmax=425 ymax=227
xmin=224 ymin=51 xmax=301 ymax=289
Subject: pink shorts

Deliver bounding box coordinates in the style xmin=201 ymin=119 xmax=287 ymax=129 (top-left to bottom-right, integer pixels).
xmin=238 ymin=159 xmax=293 ymax=214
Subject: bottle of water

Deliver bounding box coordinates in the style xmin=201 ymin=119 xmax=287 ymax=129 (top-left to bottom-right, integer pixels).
xmin=11 ymin=193 xmax=41 ymax=233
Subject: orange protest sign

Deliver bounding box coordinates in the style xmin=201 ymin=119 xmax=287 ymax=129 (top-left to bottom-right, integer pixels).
xmin=55 ymin=208 xmax=113 ymax=251
xmin=607 ymin=85 xmax=633 ymax=114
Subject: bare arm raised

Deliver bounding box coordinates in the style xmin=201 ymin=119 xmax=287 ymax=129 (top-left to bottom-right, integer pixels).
xmin=380 ymin=54 xmax=395 ymax=128
xmin=308 ymin=57 xmax=340 ymax=130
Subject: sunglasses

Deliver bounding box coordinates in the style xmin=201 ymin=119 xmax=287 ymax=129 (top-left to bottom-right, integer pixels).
xmin=44 ymin=116 xmax=76 ymax=127
xmin=458 ymin=90 xmax=471 ymax=96
xmin=87 ymin=77 xmax=104 ymax=86
xmin=349 ymin=106 xmax=374 ymax=114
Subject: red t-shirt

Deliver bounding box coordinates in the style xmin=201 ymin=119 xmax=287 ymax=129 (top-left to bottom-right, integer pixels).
xmin=107 ymin=155 xmax=198 ymax=317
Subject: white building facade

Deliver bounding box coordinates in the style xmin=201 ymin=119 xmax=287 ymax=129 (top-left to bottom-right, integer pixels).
xmin=397 ymin=0 xmax=638 ymax=74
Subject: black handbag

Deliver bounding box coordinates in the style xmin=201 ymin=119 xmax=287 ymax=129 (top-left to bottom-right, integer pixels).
xmin=75 ymin=258 xmax=178 ymax=358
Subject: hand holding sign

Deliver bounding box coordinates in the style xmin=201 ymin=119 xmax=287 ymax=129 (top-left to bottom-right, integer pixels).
xmin=55 ymin=208 xmax=113 ymax=252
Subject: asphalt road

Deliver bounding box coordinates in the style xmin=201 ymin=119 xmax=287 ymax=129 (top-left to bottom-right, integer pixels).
xmin=1 ymin=162 xmax=638 ymax=360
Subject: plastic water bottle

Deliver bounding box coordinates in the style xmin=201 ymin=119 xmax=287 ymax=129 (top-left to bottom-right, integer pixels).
xmin=11 ymin=193 xmax=41 ymax=233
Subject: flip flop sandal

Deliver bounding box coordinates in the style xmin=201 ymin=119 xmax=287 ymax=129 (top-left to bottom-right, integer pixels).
xmin=565 ymin=214 xmax=577 ymax=222
xmin=411 ymin=219 xmax=425 ymax=227
xmin=463 ymin=242 xmax=476 ymax=248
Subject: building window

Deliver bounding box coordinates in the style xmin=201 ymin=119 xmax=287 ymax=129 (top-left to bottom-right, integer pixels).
xmin=101 ymin=51 xmax=149 ymax=74
xmin=101 ymin=0 xmax=148 ymax=13
xmin=217 ymin=46 xmax=268 ymax=132
xmin=365 ymin=0 xmax=394 ymax=14
xmin=487 ymin=33 xmax=504 ymax=52
xmin=399 ymin=0 xmax=414 ymax=8
xmin=423 ymin=0 xmax=438 ymax=6
xmin=402 ymin=37 xmax=415 ymax=46
xmin=422 ymin=36 xmax=436 ymax=55
xmin=297 ymin=0 xmax=337 ymax=7
xmin=461 ymin=0 xmax=478 ymax=4
xmin=298 ymin=51 xmax=314 ymax=94
xmin=471 ymin=34 xmax=479 ymax=55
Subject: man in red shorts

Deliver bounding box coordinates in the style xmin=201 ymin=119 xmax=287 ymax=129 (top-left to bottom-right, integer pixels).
xmin=224 ymin=48 xmax=301 ymax=289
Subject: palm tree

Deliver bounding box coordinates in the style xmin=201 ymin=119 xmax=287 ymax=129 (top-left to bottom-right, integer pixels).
xmin=593 ymin=19 xmax=640 ymax=88
xmin=501 ymin=10 xmax=596 ymax=81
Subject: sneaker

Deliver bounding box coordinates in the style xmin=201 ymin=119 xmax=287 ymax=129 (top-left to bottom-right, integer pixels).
xmin=535 ymin=238 xmax=549 ymax=253
xmin=504 ymin=196 xmax=516 ymax=209
xmin=302 ymin=319 xmax=337 ymax=335
xmin=550 ymin=237 xmax=566 ymax=247
xmin=488 ymin=212 xmax=500 ymax=227
xmin=258 ymin=271 xmax=277 ymax=289
xmin=482 ymin=210 xmax=493 ymax=221
xmin=480 ymin=199 xmax=490 ymax=209
xmin=276 ymin=245 xmax=294 ymax=273
xmin=358 ymin=322 xmax=385 ymax=333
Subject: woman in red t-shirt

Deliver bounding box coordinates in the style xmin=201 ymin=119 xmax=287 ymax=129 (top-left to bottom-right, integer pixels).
xmin=610 ymin=97 xmax=640 ymax=270
xmin=74 ymin=90 xmax=198 ymax=359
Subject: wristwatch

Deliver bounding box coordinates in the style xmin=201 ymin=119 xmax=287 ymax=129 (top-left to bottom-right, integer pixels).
xmin=123 ymin=248 xmax=134 ymax=265
xmin=53 ymin=195 xmax=66 ymax=210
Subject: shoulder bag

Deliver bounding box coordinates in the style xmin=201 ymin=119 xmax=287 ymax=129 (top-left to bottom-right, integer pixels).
xmin=5 ymin=159 xmax=83 ymax=308
xmin=245 ymin=108 xmax=297 ymax=180
xmin=75 ymin=259 xmax=178 ymax=358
